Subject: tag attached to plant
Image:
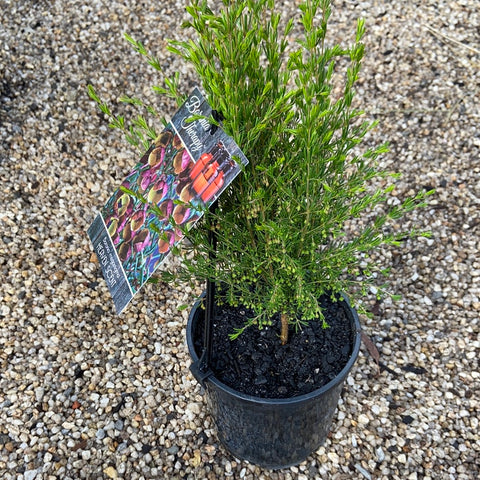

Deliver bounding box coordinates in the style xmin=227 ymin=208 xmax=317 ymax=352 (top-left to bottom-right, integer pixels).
xmin=88 ymin=87 xmax=248 ymax=314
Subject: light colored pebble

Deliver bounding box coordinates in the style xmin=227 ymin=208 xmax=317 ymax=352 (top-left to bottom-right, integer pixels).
xmin=358 ymin=414 xmax=370 ymax=425
xmin=354 ymin=463 xmax=372 ymax=480
xmin=376 ymin=447 xmax=385 ymax=462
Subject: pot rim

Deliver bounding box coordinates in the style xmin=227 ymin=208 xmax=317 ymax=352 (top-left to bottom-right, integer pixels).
xmin=187 ymin=292 xmax=362 ymax=405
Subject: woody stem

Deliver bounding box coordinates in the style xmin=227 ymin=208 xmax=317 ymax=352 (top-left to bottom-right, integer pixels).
xmin=280 ymin=313 xmax=289 ymax=345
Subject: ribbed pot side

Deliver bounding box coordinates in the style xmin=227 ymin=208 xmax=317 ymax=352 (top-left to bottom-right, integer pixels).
xmin=186 ymin=296 xmax=361 ymax=469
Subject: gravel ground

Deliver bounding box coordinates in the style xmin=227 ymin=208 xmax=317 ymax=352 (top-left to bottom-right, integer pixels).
xmin=1 ymin=0 xmax=479 ymax=479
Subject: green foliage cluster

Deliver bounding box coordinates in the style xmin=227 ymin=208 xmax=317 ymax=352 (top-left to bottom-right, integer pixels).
xmin=89 ymin=0 xmax=433 ymax=337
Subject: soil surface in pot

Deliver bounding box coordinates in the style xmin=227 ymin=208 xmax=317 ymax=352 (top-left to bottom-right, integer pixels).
xmin=193 ymin=296 xmax=355 ymax=398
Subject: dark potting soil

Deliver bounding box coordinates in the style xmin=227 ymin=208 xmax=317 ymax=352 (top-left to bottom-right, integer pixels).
xmin=193 ymin=296 xmax=356 ymax=399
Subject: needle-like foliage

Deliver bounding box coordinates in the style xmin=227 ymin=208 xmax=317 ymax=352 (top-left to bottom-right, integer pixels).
xmin=89 ymin=0 xmax=433 ymax=342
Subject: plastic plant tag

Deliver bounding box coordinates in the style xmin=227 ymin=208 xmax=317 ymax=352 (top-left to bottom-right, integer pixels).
xmin=88 ymin=87 xmax=248 ymax=314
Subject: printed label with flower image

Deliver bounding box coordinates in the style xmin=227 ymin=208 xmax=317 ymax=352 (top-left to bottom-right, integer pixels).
xmin=88 ymin=87 xmax=248 ymax=314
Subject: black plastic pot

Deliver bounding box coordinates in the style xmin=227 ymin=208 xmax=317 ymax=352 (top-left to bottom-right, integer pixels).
xmin=186 ymin=295 xmax=362 ymax=469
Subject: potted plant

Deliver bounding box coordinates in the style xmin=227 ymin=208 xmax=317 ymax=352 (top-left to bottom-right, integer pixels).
xmin=88 ymin=0 xmax=432 ymax=469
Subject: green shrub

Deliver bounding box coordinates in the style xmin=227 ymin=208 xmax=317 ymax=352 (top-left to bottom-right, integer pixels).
xmin=89 ymin=0 xmax=433 ymax=343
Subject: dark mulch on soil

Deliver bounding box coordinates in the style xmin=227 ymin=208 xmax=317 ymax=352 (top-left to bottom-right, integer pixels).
xmin=193 ymin=296 xmax=356 ymax=398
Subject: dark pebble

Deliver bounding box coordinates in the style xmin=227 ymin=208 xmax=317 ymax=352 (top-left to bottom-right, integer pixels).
xmin=141 ymin=444 xmax=153 ymax=454
xmin=254 ymin=375 xmax=267 ymax=385
xmin=401 ymin=415 xmax=415 ymax=425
